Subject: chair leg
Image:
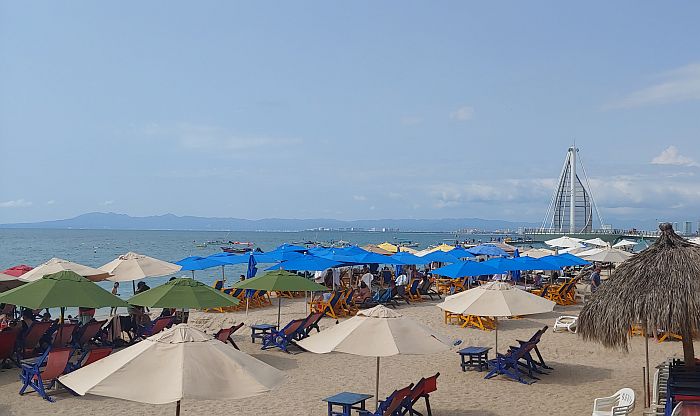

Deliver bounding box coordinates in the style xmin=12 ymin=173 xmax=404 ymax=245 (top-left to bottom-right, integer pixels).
xmin=425 ymin=396 xmax=432 ymax=416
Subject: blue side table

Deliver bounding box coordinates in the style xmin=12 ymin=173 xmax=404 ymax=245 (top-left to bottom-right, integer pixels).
xmin=323 ymin=392 xmax=374 ymax=416
xmin=458 ymin=346 xmax=491 ymax=372
xmin=250 ymin=323 xmax=276 ymax=343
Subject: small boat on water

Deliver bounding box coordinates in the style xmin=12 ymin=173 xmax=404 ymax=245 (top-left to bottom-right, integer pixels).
xmin=220 ymin=241 xmax=254 ymax=253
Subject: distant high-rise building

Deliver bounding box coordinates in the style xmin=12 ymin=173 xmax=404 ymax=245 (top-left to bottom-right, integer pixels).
xmin=685 ymin=221 xmax=692 ymax=235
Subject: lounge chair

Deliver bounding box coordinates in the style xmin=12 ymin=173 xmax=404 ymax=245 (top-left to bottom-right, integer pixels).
xmin=554 ymin=316 xmax=578 ymax=333
xmin=402 ymin=373 xmax=439 ymax=416
xmin=460 ymin=315 xmax=497 ymax=331
xmin=71 ymin=319 xmax=106 ymax=350
xmin=434 ymin=278 xmax=452 ymax=295
xmin=591 ymin=388 xmax=635 ymax=415
xmin=484 ymin=342 xmax=536 ymax=385
xmin=407 ymin=279 xmax=423 ymax=302
xmin=215 ymin=323 xmax=244 ymax=350
xmin=52 ymin=323 xmax=78 ymax=348
xmin=338 ymin=289 xmax=357 ymax=315
xmin=19 ymin=347 xmax=72 ymax=402
xmin=360 ymin=383 xmax=414 ymax=416
xmin=261 ymin=319 xmax=306 ymax=353
xmin=17 ymin=321 xmax=53 ymax=359
xmin=296 ymin=312 xmax=324 ymax=340
xmin=515 ymin=326 xmax=552 ymax=371
xmin=309 ymin=292 xmax=343 ymax=318
xmin=392 ymin=286 xmax=411 ymax=305
xmin=418 ymin=279 xmax=441 ymax=300
xmin=65 ymin=346 xmax=112 ymax=373
xmin=0 ymin=329 xmax=20 ymax=368
xmin=137 ymin=316 xmax=173 ymax=340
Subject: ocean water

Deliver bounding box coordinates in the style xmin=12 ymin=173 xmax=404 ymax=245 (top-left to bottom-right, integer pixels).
xmin=0 ymin=228 xmax=512 ymax=294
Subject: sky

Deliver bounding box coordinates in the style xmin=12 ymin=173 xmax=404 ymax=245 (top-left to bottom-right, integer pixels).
xmin=1 ymin=2 xmax=699 ymax=226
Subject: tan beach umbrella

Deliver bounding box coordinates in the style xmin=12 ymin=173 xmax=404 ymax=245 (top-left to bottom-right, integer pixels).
xmin=100 ymin=252 xmax=181 ymax=282
xmin=377 ymin=242 xmax=399 ymax=253
xmin=575 ymin=247 xmax=605 ymax=258
xmin=581 ymin=247 xmax=633 ymax=263
xmin=520 ymin=248 xmax=555 ymax=259
xmin=19 ymin=257 xmax=110 ymax=282
xmin=297 ymin=305 xmax=451 ymax=410
xmin=362 ymin=244 xmax=394 ymax=255
xmin=59 ymin=324 xmax=285 ymax=415
xmin=437 ymin=282 xmax=555 ymax=354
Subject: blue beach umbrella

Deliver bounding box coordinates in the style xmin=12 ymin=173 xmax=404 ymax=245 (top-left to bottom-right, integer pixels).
xmin=390 ymin=252 xmax=431 ymax=265
xmin=419 ymin=250 xmax=461 ymax=264
xmin=246 ymin=255 xmax=258 ymax=279
xmin=431 ymin=261 xmax=499 ymax=278
xmin=175 ymin=256 xmax=226 ymax=278
xmin=467 ymin=244 xmax=508 ymax=257
xmin=266 ymin=255 xmax=344 ymax=271
xmin=540 ymin=254 xmax=589 ymax=268
xmin=512 ymin=249 xmax=521 ymax=282
xmin=448 ymin=247 xmax=475 ymax=259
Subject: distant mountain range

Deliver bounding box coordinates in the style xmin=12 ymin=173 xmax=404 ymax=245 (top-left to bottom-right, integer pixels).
xmin=0 ymin=212 xmax=540 ymax=232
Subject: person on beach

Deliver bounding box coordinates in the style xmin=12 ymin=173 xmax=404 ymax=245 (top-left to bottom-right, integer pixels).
xmin=361 ymin=269 xmax=374 ymax=291
xmin=590 ymin=265 xmax=602 ymax=293
xmin=110 ymin=282 xmax=120 ymax=315
xmin=355 ymin=281 xmax=371 ymax=303
xmin=239 ymin=274 xmax=246 ymax=282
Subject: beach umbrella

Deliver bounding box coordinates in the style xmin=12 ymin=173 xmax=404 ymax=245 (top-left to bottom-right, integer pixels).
xmin=520 ymin=248 xmax=555 ymax=259
xmin=59 ymin=324 xmax=285 ymax=415
xmin=511 ymin=249 xmax=521 ymax=282
xmin=390 ymin=251 xmax=431 ymax=265
xmin=419 ymin=250 xmax=461 ymax=264
xmin=539 ymin=253 xmax=589 ymax=268
xmin=431 ymin=261 xmax=499 ymax=278
xmin=297 ymin=305 xmax=451 ymax=410
xmin=232 ymin=270 xmax=329 ymax=327
xmin=467 ymin=244 xmax=508 ymax=257
xmin=583 ymin=238 xmax=609 ymax=247
xmin=19 ymin=258 xmax=111 ymax=282
xmin=612 ymin=239 xmax=637 ymax=249
xmin=1 ymin=264 xmax=33 ymax=277
xmin=362 ymin=244 xmax=394 ymax=255
xmin=579 ymin=223 xmax=700 ymax=408
xmin=0 ymin=272 xmax=26 ymax=291
xmin=449 ymin=246 xmax=475 ymax=259
xmin=437 ymin=281 xmax=555 ymax=354
xmin=377 ymin=242 xmax=399 ymax=253
xmin=100 ymin=252 xmax=182 ymax=294
xmin=175 ymin=256 xmax=225 ymax=279
xmin=265 ymin=255 xmax=344 ymax=272
xmin=580 ymin=247 xmax=634 ymax=263
xmin=575 ymin=247 xmax=605 ymax=258
xmin=246 ymin=255 xmax=258 ymax=279
xmin=127 ymin=278 xmax=239 ymax=309
xmin=544 ymin=236 xmax=584 ymax=249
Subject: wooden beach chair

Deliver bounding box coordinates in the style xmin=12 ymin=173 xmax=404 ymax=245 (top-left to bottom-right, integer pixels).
xmin=71 ymin=319 xmax=106 ymax=350
xmin=403 ymin=373 xmax=440 ymax=416
xmin=137 ymin=316 xmax=173 ymax=340
xmin=418 ymin=279 xmax=441 ymax=300
xmin=52 ymin=323 xmax=78 ymax=348
xmin=215 ymin=322 xmax=244 ymax=350
xmin=361 ymin=383 xmax=414 ymax=416
xmin=18 ymin=321 xmax=53 ymax=359
xmin=460 ymin=315 xmax=497 ymax=331
xmin=19 ymin=347 xmax=72 ymax=402
xmin=309 ymin=292 xmax=343 ymax=319
xmin=435 ymin=278 xmax=453 ymax=295
xmin=65 ymin=346 xmax=112 ymax=373
xmin=0 ymin=328 xmax=20 ymax=368
xmin=484 ymin=343 xmax=535 ymax=385
xmin=261 ymin=319 xmax=306 ymax=353
xmin=515 ymin=326 xmax=552 ymax=370
xmin=297 ymin=312 xmax=324 ymax=340
xmin=407 ymin=279 xmax=424 ymax=302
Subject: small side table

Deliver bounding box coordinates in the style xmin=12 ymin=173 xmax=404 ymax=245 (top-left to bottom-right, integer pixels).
xmin=458 ymin=346 xmax=491 ymax=372
xmin=250 ymin=323 xmax=276 ymax=344
xmin=323 ymin=392 xmax=373 ymax=416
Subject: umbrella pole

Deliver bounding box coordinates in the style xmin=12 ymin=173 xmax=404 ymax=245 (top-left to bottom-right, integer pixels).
xmin=278 ymin=297 xmax=282 ymax=328
xmin=132 ymin=280 xmax=136 ymax=296
xmin=245 ymin=298 xmax=249 ymax=317
xmin=375 ymin=356 xmax=380 ymax=411
xmin=495 ymin=317 xmax=498 ymax=355
xmin=221 ymin=266 xmax=226 ymax=284
xmin=191 ymin=270 xmax=195 ymax=279
xmin=176 ymin=400 xmax=181 ymax=416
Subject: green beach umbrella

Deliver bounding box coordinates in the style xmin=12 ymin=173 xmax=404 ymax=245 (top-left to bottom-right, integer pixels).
xmin=0 ymin=270 xmax=129 ymax=309
xmin=128 ymin=278 xmax=240 ymax=309
xmin=232 ymin=270 xmax=329 ymax=327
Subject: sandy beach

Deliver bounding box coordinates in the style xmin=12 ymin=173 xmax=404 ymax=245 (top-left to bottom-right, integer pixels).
xmin=0 ymin=296 xmax=695 ymax=416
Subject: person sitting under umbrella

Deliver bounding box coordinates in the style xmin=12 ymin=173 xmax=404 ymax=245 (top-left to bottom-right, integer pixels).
xmin=354 ymin=281 xmax=371 ymax=303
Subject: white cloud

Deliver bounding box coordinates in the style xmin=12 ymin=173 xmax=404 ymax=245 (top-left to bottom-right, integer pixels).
xmin=0 ymin=199 xmax=32 ymax=208
xmin=449 ymin=106 xmax=474 ymax=121
xmin=353 ymin=195 xmax=367 ymax=201
xmin=101 ymin=200 xmax=115 ymax=206
xmin=651 ymin=146 xmax=699 ymax=167
xmin=604 ymin=63 xmax=700 ymax=109
xmin=46 ymin=200 xmax=55 ymax=205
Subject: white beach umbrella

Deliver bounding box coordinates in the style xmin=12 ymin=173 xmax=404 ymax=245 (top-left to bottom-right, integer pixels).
xmin=575 ymin=247 xmax=606 ymax=258
xmin=580 ymin=247 xmax=633 ymax=263
xmin=545 ymin=236 xmax=584 ymax=249
xmin=437 ymin=282 xmax=555 ymax=354
xmin=296 ymin=305 xmax=451 ymax=410
xmin=59 ymin=324 xmax=284 ymax=415
xmin=520 ymin=248 xmax=555 ymax=259
xmin=19 ymin=257 xmax=111 ymax=282
xmin=612 ymin=239 xmax=637 ymax=249
xmin=583 ymin=238 xmax=609 ymax=247
xmin=100 ymin=252 xmax=181 ymax=282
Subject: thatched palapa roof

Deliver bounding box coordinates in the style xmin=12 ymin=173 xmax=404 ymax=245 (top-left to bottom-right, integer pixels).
xmin=578 ymin=223 xmax=700 ymax=365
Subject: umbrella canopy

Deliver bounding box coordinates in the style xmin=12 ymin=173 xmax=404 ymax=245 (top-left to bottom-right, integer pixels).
xmin=431 ymin=261 xmax=498 ymax=278
xmin=1 ymin=264 xmax=33 ymax=277
xmin=377 ymin=242 xmax=399 ymax=253
xmin=100 ymin=252 xmax=182 ymax=283
xmin=0 ymin=270 xmax=128 ymax=309
xmin=127 ymin=278 xmax=240 ymax=309
xmin=59 ymin=324 xmax=285 ymax=406
xmin=390 ymin=252 xmax=431 ymax=265
xmin=362 ymin=244 xmax=394 ymax=255
xmin=297 ymin=305 xmax=451 ymax=410
xmin=578 ymin=223 xmax=700 ymax=366
xmin=545 ymin=236 xmax=584 ymax=249
xmin=265 ymin=255 xmax=344 ymax=271
xmin=583 ymin=238 xmax=609 ymax=247
xmin=427 ymin=244 xmax=455 ymax=253
xmin=612 ymin=239 xmax=637 ymax=249
xmin=581 ymin=247 xmax=634 ymax=263
xmin=575 ymin=247 xmax=605 ymax=258
xmin=418 ymin=250 xmax=461 ymax=264
xmin=175 ymin=256 xmax=225 ymax=271
xmin=467 ymin=244 xmax=508 ymax=257
xmin=520 ymin=248 xmax=555 ymax=259
xmin=539 ymin=253 xmax=590 ymax=268
xmin=0 ymin=272 xmax=26 ymax=291
xmin=19 ymin=258 xmax=111 ymax=282
xmin=448 ymin=247 xmax=475 ymax=259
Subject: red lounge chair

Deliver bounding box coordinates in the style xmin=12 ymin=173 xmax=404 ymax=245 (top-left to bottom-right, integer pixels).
xmin=0 ymin=329 xmax=20 ymax=367
xmin=66 ymin=347 xmax=112 ymax=373
xmin=19 ymin=347 xmax=72 ymax=402
xmin=215 ymin=323 xmax=244 ymax=350
xmin=403 ymin=372 xmax=440 ymax=416
xmin=138 ymin=316 xmax=173 ymax=340
xmin=19 ymin=322 xmax=53 ymax=359
xmin=71 ymin=319 xmax=106 ymax=349
xmin=52 ymin=324 xmax=78 ymax=348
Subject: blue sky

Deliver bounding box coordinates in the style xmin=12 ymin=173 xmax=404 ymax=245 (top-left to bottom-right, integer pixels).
xmin=1 ymin=2 xmax=699 ymax=225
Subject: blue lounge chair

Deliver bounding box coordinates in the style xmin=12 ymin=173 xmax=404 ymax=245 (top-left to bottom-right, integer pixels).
xmin=515 ymin=326 xmax=552 ymax=371
xmin=19 ymin=347 xmax=72 ymax=402
xmin=261 ymin=319 xmax=306 ymax=353
xmin=360 ymin=383 xmax=414 ymax=416
xmin=484 ymin=343 xmax=536 ymax=385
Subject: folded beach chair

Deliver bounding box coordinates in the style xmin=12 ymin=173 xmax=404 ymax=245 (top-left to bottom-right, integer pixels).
xmin=65 ymin=346 xmax=112 ymax=373
xmin=261 ymin=318 xmax=306 ymax=353
xmin=215 ymin=323 xmax=244 ymax=350
xmin=71 ymin=319 xmax=106 ymax=350
xmin=360 ymin=383 xmax=414 ymax=416
xmin=402 ymin=373 xmax=440 ymax=416
xmin=18 ymin=321 xmax=53 ymax=359
xmin=0 ymin=328 xmax=20 ymax=368
xmin=52 ymin=323 xmax=78 ymax=348
xmin=553 ymin=316 xmax=578 ymax=333
xmin=19 ymin=346 xmax=72 ymax=402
